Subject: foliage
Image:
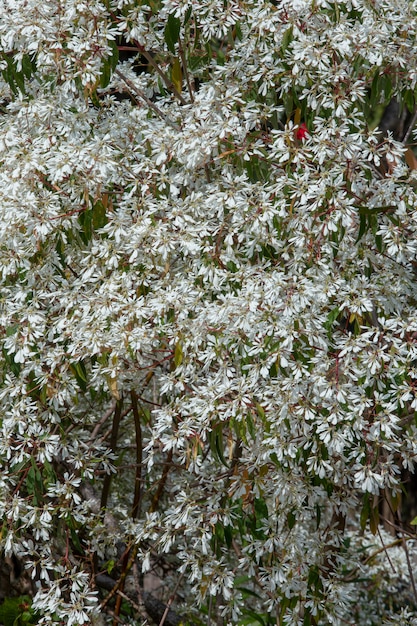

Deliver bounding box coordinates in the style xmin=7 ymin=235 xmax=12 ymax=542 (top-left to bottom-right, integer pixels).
xmin=0 ymin=0 xmax=417 ymax=624
xmin=0 ymin=596 xmax=38 ymax=626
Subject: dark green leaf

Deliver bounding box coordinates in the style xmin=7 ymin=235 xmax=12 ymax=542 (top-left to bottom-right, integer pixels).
xmin=315 ymin=503 xmax=321 ymax=529
xmin=21 ymin=54 xmax=34 ymax=79
xmin=356 ymin=213 xmax=367 ymax=242
xmin=287 ymin=509 xmax=296 ymax=530
xmin=224 ymin=524 xmax=232 ymax=547
xmin=281 ymin=26 xmax=293 ymax=54
xmin=184 ymin=6 xmax=192 ymax=25
xmin=165 ymin=14 xmax=181 ymax=54
xmin=360 ymin=494 xmax=370 ymax=531
xmin=92 ymin=199 xmax=107 ymax=229
xmin=100 ymin=58 xmax=111 ymax=88
xmin=109 ymin=39 xmax=119 ymax=71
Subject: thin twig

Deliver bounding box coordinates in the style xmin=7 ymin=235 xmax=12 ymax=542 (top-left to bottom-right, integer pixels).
xmin=139 ymin=48 xmax=186 ymax=105
xmin=178 ymin=38 xmax=194 ymax=102
xmin=377 ymin=527 xmax=396 ymax=573
xmin=114 ymin=69 xmax=180 ymax=130
xmin=150 ymin=449 xmax=173 ymax=513
xmin=402 ymin=107 xmax=417 ymax=145
xmin=105 ymin=608 xmax=125 ymax=625
xmin=89 ymin=402 xmax=116 ymax=444
xmin=362 ymin=535 xmax=401 ymax=567
xmin=130 ymin=390 xmax=143 ymax=519
xmin=116 ymin=588 xmax=145 ymax=615
xmin=397 ymin=507 xmax=417 ymax=605
xmin=101 ymin=398 xmax=123 ymax=510
xmin=158 ymin=572 xmax=184 ymax=626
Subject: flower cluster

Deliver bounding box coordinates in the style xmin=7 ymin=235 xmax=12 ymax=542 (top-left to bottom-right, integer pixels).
xmin=1 ymin=0 xmax=417 ymax=624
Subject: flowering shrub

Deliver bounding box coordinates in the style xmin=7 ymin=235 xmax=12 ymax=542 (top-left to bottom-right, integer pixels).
xmin=1 ymin=0 xmax=417 ymax=624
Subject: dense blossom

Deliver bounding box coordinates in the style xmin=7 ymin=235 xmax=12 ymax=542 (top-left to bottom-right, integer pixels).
xmin=1 ymin=0 xmax=417 ymax=624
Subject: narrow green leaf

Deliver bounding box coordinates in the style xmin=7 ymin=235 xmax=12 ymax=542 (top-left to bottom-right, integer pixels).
xmin=356 ymin=213 xmax=368 ymax=242
xmin=224 ymin=524 xmax=232 ymax=547
xmin=184 ymin=6 xmax=192 ymax=25
xmin=315 ymin=503 xmax=321 ymax=529
xmin=369 ymin=504 xmax=379 ymax=535
xmin=21 ymin=54 xmax=34 ymax=79
xmin=109 ymin=39 xmax=119 ymax=71
xmin=92 ymin=199 xmax=107 ymax=229
xmin=174 ymin=341 xmax=183 ymax=367
xmin=165 ymin=14 xmax=181 ymax=54
xmin=287 ymin=509 xmax=296 ymax=530
xmin=281 ymin=26 xmax=293 ymax=53
xmin=100 ymin=58 xmax=111 ymax=88
xmin=171 ymin=56 xmax=182 ymax=93
xmin=360 ymin=494 xmax=370 ymax=531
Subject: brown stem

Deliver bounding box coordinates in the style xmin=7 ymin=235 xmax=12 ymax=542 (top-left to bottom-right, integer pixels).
xmin=402 ymin=107 xmax=417 ymax=145
xmin=397 ymin=507 xmax=417 ymax=605
xmin=101 ymin=398 xmax=123 ymax=510
xmin=150 ymin=449 xmax=173 ymax=513
xmin=139 ymin=47 xmax=186 ymax=105
xmin=89 ymin=402 xmax=116 ymax=444
xmin=178 ymin=38 xmax=194 ymax=102
xmin=114 ymin=69 xmax=180 ymax=130
xmin=158 ymin=571 xmax=184 ymax=626
xmin=130 ymin=390 xmax=143 ymax=520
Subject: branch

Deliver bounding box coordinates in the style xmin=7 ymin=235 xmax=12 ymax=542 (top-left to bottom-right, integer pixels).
xmin=139 ymin=48 xmax=187 ymax=105
xmin=150 ymin=449 xmax=173 ymax=513
xmin=130 ymin=390 xmax=143 ymax=520
xmin=100 ymin=398 xmax=123 ymax=510
xmin=96 ymin=573 xmax=184 ymax=626
xmin=114 ymin=69 xmax=180 ymax=130
xmin=402 ymin=107 xmax=417 ymax=145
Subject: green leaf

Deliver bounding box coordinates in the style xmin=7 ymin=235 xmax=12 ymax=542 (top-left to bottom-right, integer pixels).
xmin=174 ymin=341 xmax=183 ymax=367
xmin=78 ymin=208 xmax=93 ymax=243
xmin=171 ymin=56 xmax=182 ymax=93
xmin=109 ymin=39 xmax=119 ymax=71
xmin=25 ymin=460 xmax=43 ymax=506
xmin=188 ymin=54 xmax=208 ymax=71
xmin=356 ymin=213 xmax=368 ymax=242
xmin=216 ymin=48 xmax=225 ymax=66
xmin=381 ymin=74 xmax=392 ymax=101
xmin=165 ymin=13 xmax=181 ymax=54
xmin=282 ymin=91 xmax=293 ymax=119
xmin=43 ymin=458 xmax=57 ymax=489
xmin=360 ymin=494 xmax=370 ymax=531
xmin=324 ymin=306 xmax=340 ymax=331
xmin=100 ymin=57 xmax=111 ymax=88
xmin=254 ymin=497 xmax=268 ymax=521
xmin=246 ymin=411 xmax=255 ymax=440
xmin=0 ymin=597 xmax=34 ymax=626
xmin=404 ymin=89 xmax=415 ymax=113
xmin=287 ymin=509 xmax=296 ymax=530
xmin=70 ymin=361 xmax=88 ymax=391
xmin=92 ymin=199 xmax=107 ymax=229
xmin=281 ymin=26 xmax=293 ymax=54
xmin=224 ymin=524 xmax=232 ymax=547
xmin=369 ymin=73 xmax=381 ymax=110
xmin=369 ymin=503 xmax=379 ymax=535
xmin=184 ymin=6 xmax=192 ymax=25
xmin=21 ymin=54 xmax=34 ymax=79
xmin=209 ymin=425 xmax=228 ymax=466
xmin=241 ymin=609 xmax=266 ymax=626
